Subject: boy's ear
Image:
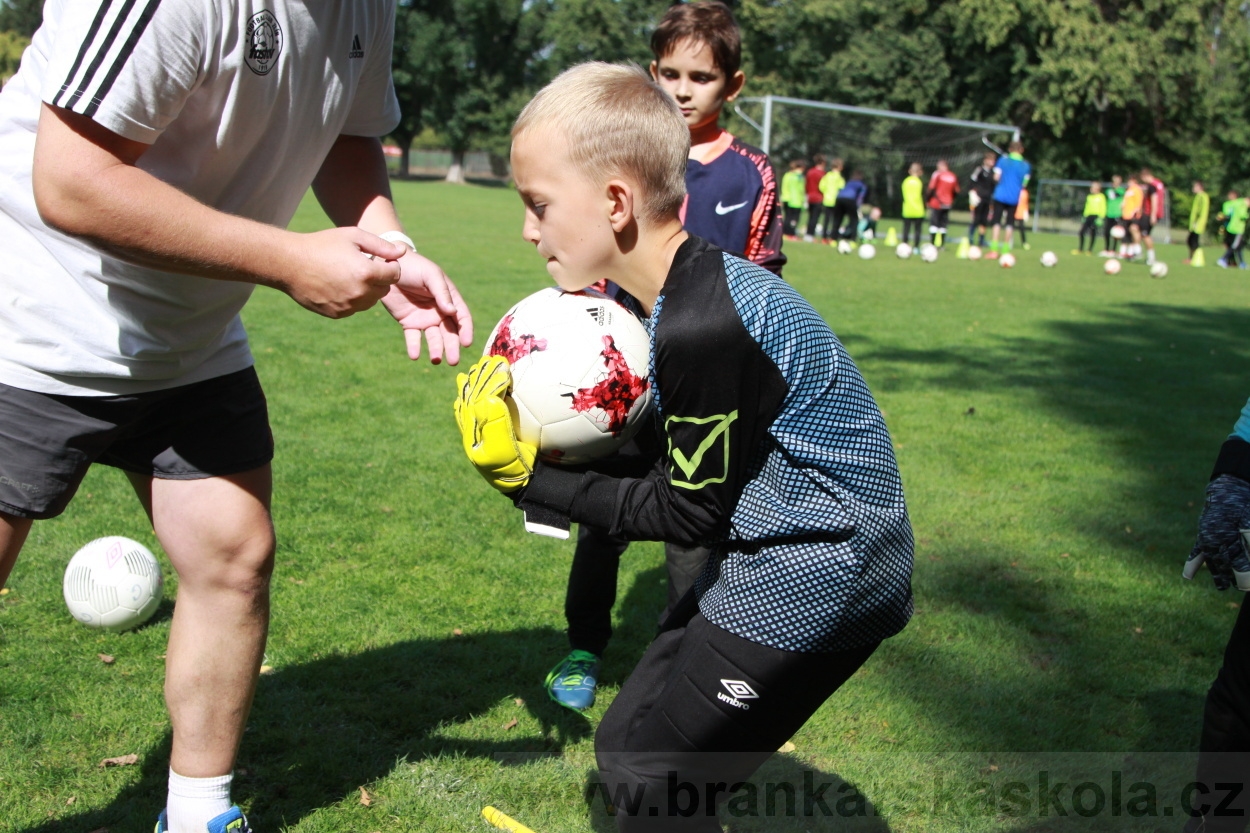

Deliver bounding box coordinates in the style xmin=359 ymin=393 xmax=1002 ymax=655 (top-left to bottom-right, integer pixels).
xmin=606 ymin=178 xmax=636 ymax=232
xmin=723 ymin=70 xmax=746 ymax=103
xmin=648 ymin=60 xmax=659 ymax=82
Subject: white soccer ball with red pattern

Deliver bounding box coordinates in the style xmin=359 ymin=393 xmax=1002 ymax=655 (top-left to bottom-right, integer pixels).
xmin=63 ymin=537 xmax=164 ymax=631
xmin=486 ymin=287 xmax=653 ymax=465
xmin=1104 ymin=258 xmax=1122 ymax=275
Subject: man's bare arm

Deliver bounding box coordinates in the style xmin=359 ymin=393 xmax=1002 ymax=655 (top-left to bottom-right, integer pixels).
xmin=32 ymin=104 xmax=403 ymax=319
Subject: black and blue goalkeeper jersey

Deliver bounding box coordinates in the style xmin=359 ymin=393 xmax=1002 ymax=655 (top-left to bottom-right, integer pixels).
xmin=523 ymin=236 xmax=914 ymax=652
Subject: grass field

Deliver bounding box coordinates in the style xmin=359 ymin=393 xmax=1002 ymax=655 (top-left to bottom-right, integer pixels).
xmin=2 ymin=180 xmax=1249 ymax=833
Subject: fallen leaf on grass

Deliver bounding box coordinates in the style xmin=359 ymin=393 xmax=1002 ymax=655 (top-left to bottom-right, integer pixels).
xmin=503 ymin=718 xmax=518 ymax=730
xmin=259 ymin=665 xmax=274 ymax=675
xmin=359 ymin=786 xmax=372 ymax=806
xmin=452 ymin=628 xmax=463 ymax=636
xmin=99 ymin=754 xmax=139 ymax=768
xmin=0 ymin=588 xmax=9 ymax=595
xmin=777 ymin=741 xmax=796 ymax=753
xmin=66 ymin=796 xmax=76 ymax=806
xmin=98 ymin=654 xmax=114 ymax=664
xmin=514 ymin=698 xmax=525 ymax=706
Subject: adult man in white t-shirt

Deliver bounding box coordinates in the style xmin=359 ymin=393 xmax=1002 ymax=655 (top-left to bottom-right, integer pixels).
xmin=0 ymin=0 xmax=473 ymax=829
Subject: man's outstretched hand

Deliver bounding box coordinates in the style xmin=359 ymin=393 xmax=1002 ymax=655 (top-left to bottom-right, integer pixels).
xmin=382 ymin=250 xmax=474 ymax=365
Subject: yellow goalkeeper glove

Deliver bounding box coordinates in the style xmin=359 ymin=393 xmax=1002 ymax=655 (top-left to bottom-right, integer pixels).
xmin=454 ymin=355 xmax=537 ymax=493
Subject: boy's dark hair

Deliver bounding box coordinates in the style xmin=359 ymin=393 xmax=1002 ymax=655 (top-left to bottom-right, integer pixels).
xmin=651 ymin=1 xmax=741 ymax=79
xmin=1008 ymin=140 xmax=1024 ymax=154
xmin=812 ymin=153 xmax=826 ymax=166
xmin=789 ymin=159 xmax=805 ymax=169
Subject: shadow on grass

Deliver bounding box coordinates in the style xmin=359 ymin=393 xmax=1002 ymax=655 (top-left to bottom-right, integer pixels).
xmin=22 ymin=563 xmax=674 ymax=832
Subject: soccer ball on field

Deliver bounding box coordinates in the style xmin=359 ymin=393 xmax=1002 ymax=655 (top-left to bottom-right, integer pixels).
xmin=486 ymin=287 xmax=653 ymax=465
xmin=836 ymin=239 xmax=854 ymax=255
xmin=967 ymin=245 xmax=983 ymax=261
xmin=919 ymin=243 xmax=939 ymax=263
xmin=63 ymin=537 xmax=164 ymax=631
xmin=862 ymin=229 xmax=875 ymax=240
xmin=999 ymin=253 xmax=1016 ymax=268
xmin=1150 ymin=262 xmax=1169 ymax=278
xmin=1040 ymin=251 xmax=1058 ymax=267
xmin=858 ymin=243 xmax=876 ymax=260
xmin=1104 ymin=259 xmax=1122 ymax=275
xmin=895 ymin=243 xmax=913 ymax=259
xmin=1110 ymin=224 xmax=1126 ymax=240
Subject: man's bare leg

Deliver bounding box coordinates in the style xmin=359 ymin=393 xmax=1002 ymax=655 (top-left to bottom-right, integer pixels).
xmin=129 ymin=467 xmax=275 ymax=778
xmin=0 ymin=511 xmax=34 ymax=589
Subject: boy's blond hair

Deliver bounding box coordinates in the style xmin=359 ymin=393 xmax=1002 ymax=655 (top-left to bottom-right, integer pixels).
xmin=513 ymin=62 xmax=688 ymax=224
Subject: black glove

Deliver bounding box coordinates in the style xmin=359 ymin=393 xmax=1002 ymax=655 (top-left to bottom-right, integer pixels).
xmin=1184 ymin=474 xmax=1250 ymax=590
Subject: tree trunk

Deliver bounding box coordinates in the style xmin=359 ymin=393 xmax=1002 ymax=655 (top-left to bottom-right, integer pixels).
xmin=399 ymin=145 xmax=411 ymax=179
xmin=445 ymin=148 xmax=467 ymax=184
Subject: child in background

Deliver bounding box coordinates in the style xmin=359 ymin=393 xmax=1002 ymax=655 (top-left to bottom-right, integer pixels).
xmin=1121 ymin=174 xmax=1144 ymax=260
xmin=925 ymin=159 xmax=959 ymax=248
xmin=830 ymin=170 xmax=868 ymax=242
xmin=461 ymin=62 xmax=915 ymax=828
xmin=1186 ymin=180 xmax=1210 ymax=265
xmin=1014 ymin=188 xmax=1031 ymax=250
xmin=818 ymin=158 xmax=846 ymax=243
xmin=780 ymin=159 xmax=806 ymax=240
xmin=1075 ymin=181 xmax=1106 ymax=255
xmin=1102 ymin=174 xmax=1124 ymax=256
xmin=1217 ymin=189 xmax=1241 ymax=267
xmin=986 ymin=140 xmax=1031 ymax=259
xmin=901 ymin=162 xmax=925 ymax=248
xmin=858 ymin=205 xmax=882 ymax=241
xmin=1218 ymin=196 xmax=1249 ymax=269
xmin=967 ymin=151 xmax=996 ymax=246
xmin=804 ymin=154 xmax=826 ymax=241
xmin=1139 ymin=168 xmax=1166 ymax=266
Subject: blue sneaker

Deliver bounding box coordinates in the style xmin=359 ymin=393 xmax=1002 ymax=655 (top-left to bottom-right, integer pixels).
xmin=156 ymin=806 xmax=252 ymax=833
xmin=545 ymin=650 xmax=601 ymax=711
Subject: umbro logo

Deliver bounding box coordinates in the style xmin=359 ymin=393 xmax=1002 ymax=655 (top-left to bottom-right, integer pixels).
xmin=349 ymin=34 xmax=364 ymax=59
xmin=714 ymin=200 xmax=748 ymax=215
xmin=717 ymin=679 xmax=758 ymax=710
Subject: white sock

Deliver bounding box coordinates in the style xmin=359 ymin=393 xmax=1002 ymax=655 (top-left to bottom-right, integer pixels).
xmin=167 ymin=769 xmax=232 ymax=833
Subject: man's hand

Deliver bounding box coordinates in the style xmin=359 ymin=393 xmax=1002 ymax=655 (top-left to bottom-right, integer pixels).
xmin=1184 ymin=474 xmax=1250 ymax=590
xmin=382 ymin=251 xmax=474 ymax=365
xmin=454 ymin=355 xmax=536 ymax=493
xmin=277 ymin=228 xmax=403 ymax=318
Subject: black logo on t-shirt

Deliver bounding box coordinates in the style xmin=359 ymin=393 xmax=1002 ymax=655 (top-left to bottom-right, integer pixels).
xmin=245 ymin=11 xmax=282 ymax=75
xmin=349 ymin=34 xmax=364 ymax=59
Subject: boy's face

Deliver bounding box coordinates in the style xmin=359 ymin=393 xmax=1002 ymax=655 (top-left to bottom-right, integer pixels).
xmin=1112 ymin=175 xmax=1122 ymax=185
xmin=650 ymin=38 xmax=744 ymax=132
xmin=1091 ymin=182 xmax=1101 ymax=193
xmin=511 ymin=129 xmax=619 ymax=292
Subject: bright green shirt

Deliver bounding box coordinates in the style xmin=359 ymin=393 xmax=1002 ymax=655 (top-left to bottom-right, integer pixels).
xmin=1083 ymin=192 xmax=1107 ymax=219
xmin=1227 ymin=201 xmax=1249 ymax=236
xmin=1190 ymin=191 xmax=1210 ymax=233
xmin=819 ymin=170 xmax=845 ymax=206
xmin=901 ymin=175 xmax=924 ymax=218
xmin=781 ymin=170 xmax=806 ymax=209
xmin=1105 ymin=187 xmax=1124 ymax=220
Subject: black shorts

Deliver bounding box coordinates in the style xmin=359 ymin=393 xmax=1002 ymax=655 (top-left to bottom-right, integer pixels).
xmin=0 ymin=367 xmax=273 ymax=520
xmin=972 ymin=200 xmax=992 ymax=226
xmin=1133 ymin=217 xmax=1153 ymax=236
xmin=989 ymin=200 xmax=1017 ymax=228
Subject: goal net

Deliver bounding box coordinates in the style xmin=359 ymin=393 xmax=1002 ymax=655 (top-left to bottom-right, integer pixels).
xmin=731 ymin=95 xmax=1017 ymax=223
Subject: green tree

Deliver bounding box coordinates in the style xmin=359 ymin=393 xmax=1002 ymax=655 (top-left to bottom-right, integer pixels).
xmin=435 ymin=0 xmax=547 ymax=182
xmin=391 ymin=0 xmax=456 ymax=177
xmin=0 ymin=0 xmax=41 ymax=37
xmin=0 ymin=29 xmax=28 ymax=86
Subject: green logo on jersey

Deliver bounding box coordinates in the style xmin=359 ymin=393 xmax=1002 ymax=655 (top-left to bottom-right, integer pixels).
xmin=667 ymin=411 xmax=738 ymax=490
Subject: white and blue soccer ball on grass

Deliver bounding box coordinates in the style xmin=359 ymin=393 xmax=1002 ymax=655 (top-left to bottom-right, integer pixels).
xmin=857 ymin=243 xmax=876 ymax=260
xmin=919 ymin=243 xmax=939 ymax=263
xmin=1150 ymin=261 xmax=1169 ymax=278
xmin=895 ymin=243 xmax=913 ymax=259
xmin=486 ymin=287 xmax=653 ymax=465
xmin=1040 ymin=251 xmax=1058 ymax=267
xmin=63 ymin=536 xmax=164 ymax=631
